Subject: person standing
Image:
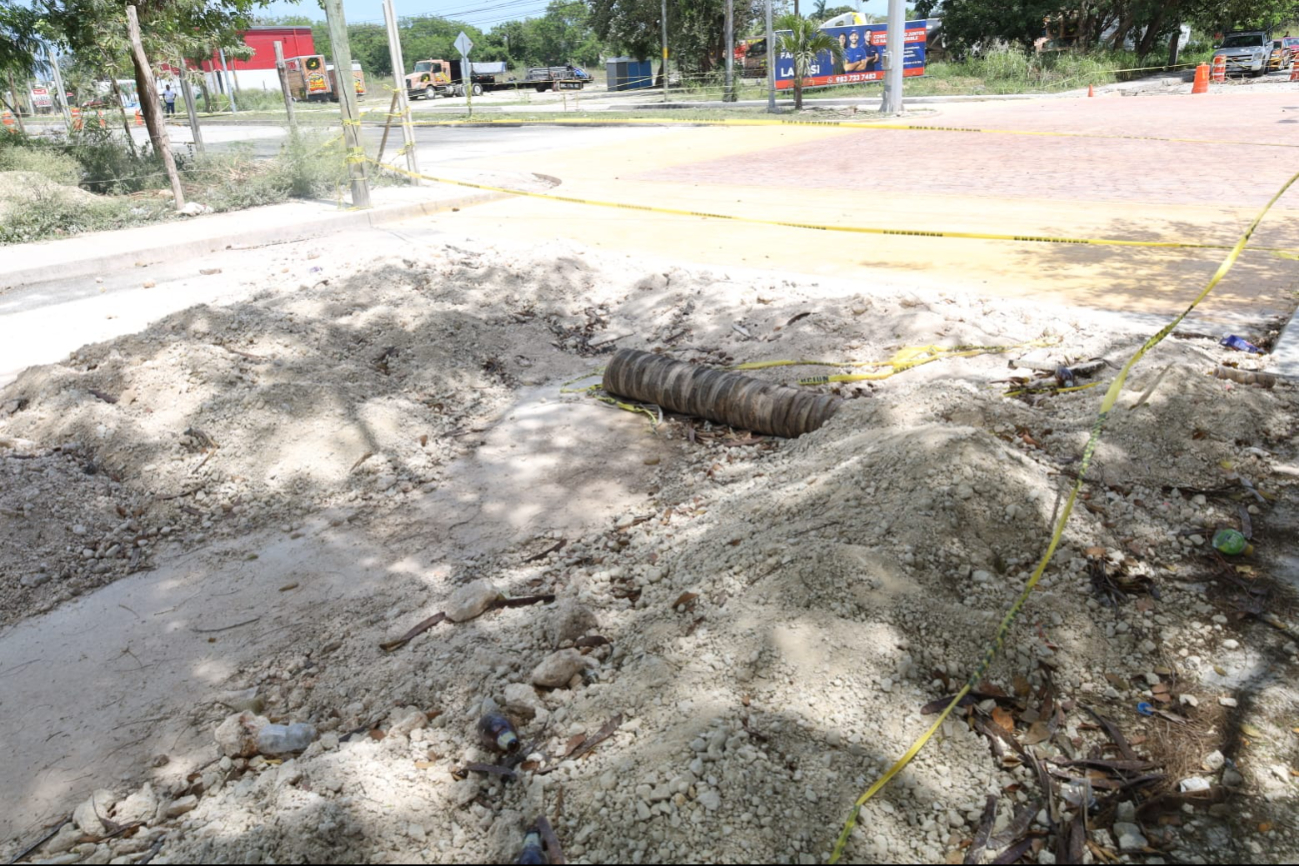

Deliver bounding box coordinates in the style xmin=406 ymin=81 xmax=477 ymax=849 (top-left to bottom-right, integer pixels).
xmin=162 ymin=84 xmax=177 ymax=117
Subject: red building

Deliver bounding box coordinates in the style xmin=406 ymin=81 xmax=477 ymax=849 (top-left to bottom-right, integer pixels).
xmin=200 ymin=26 xmax=316 ymax=93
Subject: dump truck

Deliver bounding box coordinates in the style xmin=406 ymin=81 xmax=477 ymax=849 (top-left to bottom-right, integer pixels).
xmin=406 ymin=59 xmax=509 ymax=99
xmin=284 ymin=55 xmax=366 ymax=102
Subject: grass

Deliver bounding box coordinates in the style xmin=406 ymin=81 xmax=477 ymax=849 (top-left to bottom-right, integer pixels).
xmin=0 ymin=128 xmax=355 ymax=245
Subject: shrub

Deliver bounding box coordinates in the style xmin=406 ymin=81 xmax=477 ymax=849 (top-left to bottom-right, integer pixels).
xmin=0 ymin=138 xmax=81 ymax=186
xmin=0 ymin=185 xmax=173 ymax=245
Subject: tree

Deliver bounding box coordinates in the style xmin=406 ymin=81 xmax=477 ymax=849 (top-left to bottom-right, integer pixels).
xmin=0 ymin=4 xmax=40 ymax=130
xmin=589 ymin=0 xmax=762 ymax=82
xmin=774 ymin=12 xmax=841 ymax=108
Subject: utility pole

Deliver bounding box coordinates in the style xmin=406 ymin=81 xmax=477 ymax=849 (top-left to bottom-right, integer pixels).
xmin=125 ymin=5 xmax=185 ymax=209
xmin=44 ymin=42 xmax=73 ymax=132
xmin=218 ymin=47 xmax=238 ymax=113
xmin=724 ymin=0 xmax=735 ymax=102
xmin=381 ymin=0 xmax=418 ymax=184
xmin=5 ymin=71 xmax=27 ymax=134
xmin=880 ymin=0 xmax=904 ymax=114
xmin=765 ymin=0 xmax=776 ymax=113
xmin=273 ymin=41 xmax=298 ymax=134
xmin=322 ymin=0 xmax=371 ymax=208
xmin=178 ymin=64 xmax=204 ymax=155
xmin=661 ymin=0 xmax=669 ymax=102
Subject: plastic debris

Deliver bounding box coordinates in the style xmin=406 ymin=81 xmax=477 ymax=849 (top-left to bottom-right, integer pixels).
xmin=477 ymin=712 xmax=521 ymax=753
xmin=256 ymin=722 xmax=316 ymax=755
xmin=1136 ymin=702 xmax=1154 ymax=716
xmin=1212 ymin=528 xmax=1253 ymax=556
xmin=1220 ymin=335 xmax=1264 ymax=354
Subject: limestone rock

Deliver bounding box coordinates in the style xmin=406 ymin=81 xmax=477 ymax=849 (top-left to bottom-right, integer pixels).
xmin=113 ymin=784 xmax=159 ymax=824
xmin=214 ymin=711 xmax=268 ymax=758
xmin=73 ymin=789 xmax=117 ymax=835
xmin=544 ymin=599 xmax=598 ymax=648
xmin=531 ymin=648 xmax=588 ymax=689
xmin=445 ymin=579 xmax=501 ymax=623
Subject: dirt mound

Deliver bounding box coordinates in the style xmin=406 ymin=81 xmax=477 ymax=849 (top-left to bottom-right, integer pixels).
xmin=0 ymin=170 xmax=100 ymax=221
xmin=2 ymin=238 xmax=1297 ymax=864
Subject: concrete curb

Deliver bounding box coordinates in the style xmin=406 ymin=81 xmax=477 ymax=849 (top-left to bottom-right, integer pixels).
xmin=1272 ymin=311 xmax=1299 ymax=381
xmin=0 ymin=190 xmax=505 ymax=291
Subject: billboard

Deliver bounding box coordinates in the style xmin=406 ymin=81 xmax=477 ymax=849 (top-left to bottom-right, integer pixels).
xmin=30 ymin=87 xmax=53 ymax=108
xmin=774 ymin=19 xmax=927 ymax=90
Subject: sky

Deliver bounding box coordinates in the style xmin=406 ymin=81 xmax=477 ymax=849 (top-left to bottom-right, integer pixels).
xmin=256 ymin=0 xmax=895 ymax=33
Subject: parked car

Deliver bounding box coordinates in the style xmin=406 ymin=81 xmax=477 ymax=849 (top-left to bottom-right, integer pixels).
xmin=1271 ymin=35 xmax=1299 ymax=70
xmin=1213 ymin=31 xmax=1271 ymax=76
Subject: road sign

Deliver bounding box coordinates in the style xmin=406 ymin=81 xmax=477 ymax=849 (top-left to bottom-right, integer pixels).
xmin=454 ymin=31 xmax=474 ymax=57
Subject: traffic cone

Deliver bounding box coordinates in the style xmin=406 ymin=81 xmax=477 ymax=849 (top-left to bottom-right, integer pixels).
xmin=70 ymin=106 xmax=82 ymax=131
xmin=134 ymin=109 xmax=143 ymax=126
xmin=1291 ymin=59 xmax=1299 ymax=82
xmin=97 ymin=110 xmax=106 ymax=128
xmin=1192 ymin=64 xmax=1209 ymax=94
xmin=1087 ymin=84 xmax=1094 ymax=97
xmin=1 ymin=110 xmax=14 ymax=132
xmin=1210 ymin=55 xmax=1226 ymax=83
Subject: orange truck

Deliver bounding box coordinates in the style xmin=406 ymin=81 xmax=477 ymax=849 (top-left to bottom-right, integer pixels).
xmin=405 ymin=59 xmax=509 ymax=99
xmin=284 ymin=55 xmax=366 ymax=102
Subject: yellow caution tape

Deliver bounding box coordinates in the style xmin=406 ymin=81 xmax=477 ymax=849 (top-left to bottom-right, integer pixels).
xmin=368 ymin=157 xmax=1297 ymax=255
xmin=827 ymin=167 xmax=1299 ymax=863
xmin=397 ymin=115 xmax=1299 ymax=150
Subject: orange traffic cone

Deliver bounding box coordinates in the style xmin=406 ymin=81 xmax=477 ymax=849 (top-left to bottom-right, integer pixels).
xmin=1 ymin=110 xmax=14 ymax=132
xmin=134 ymin=109 xmax=143 ymax=126
xmin=1087 ymin=84 xmax=1094 ymax=97
xmin=1210 ymin=55 xmax=1226 ymax=83
xmin=1291 ymin=59 xmax=1299 ymax=82
xmin=1192 ymin=63 xmax=1209 ymax=94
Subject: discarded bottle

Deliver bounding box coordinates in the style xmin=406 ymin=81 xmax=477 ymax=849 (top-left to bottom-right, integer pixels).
xmin=1212 ymin=528 xmax=1253 ymax=556
xmin=516 ymin=828 xmax=548 ymax=864
xmin=1054 ymin=365 xmax=1076 ymax=388
xmin=256 ymin=722 xmax=317 ymax=755
xmin=1220 ymin=335 xmax=1264 ymax=354
xmin=476 ymin=713 xmax=520 ymax=753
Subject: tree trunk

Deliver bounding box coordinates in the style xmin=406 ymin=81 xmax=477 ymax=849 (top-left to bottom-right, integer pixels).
xmin=4 ymin=72 xmax=26 ymax=134
xmin=1167 ymin=28 xmax=1180 ymax=68
xmin=794 ymin=75 xmax=802 ymax=109
xmin=125 ymin=5 xmax=185 ymax=209
xmin=1135 ymin=10 xmax=1166 ymax=57
xmin=108 ymin=74 xmax=138 ymax=159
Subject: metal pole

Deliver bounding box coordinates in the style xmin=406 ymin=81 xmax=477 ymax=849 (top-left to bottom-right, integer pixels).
xmin=880 ymin=0 xmax=904 ymax=114
xmin=661 ymin=0 xmax=669 ymax=102
xmin=218 ymin=47 xmax=238 ymax=113
xmin=273 ymin=41 xmax=298 ymax=134
xmin=322 ymin=0 xmax=371 ymax=208
xmin=765 ymin=0 xmax=776 ymax=113
xmin=724 ymin=0 xmax=735 ymax=102
xmin=178 ymin=61 xmax=204 ymax=155
xmin=45 ymin=42 xmax=74 ymax=132
xmin=381 ymin=0 xmax=419 ymax=183
xmin=462 ymin=51 xmax=472 ymax=118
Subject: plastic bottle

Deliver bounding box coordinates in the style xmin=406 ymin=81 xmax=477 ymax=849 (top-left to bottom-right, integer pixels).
xmin=476 ymin=713 xmax=520 ymax=753
xmin=516 ymin=829 xmax=548 ymax=864
xmin=1219 ymin=335 xmax=1264 ymax=354
xmin=256 ymin=722 xmax=317 ymax=755
xmin=1212 ymin=528 xmax=1253 ymax=556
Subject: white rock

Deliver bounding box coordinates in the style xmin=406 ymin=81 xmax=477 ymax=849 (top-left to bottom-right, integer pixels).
xmin=1179 ymin=694 xmax=1199 ymax=708
xmin=165 ymin=795 xmax=198 ymax=818
xmin=1223 ymin=769 xmax=1244 ymax=787
xmin=698 ymin=789 xmax=721 ymax=811
xmin=1113 ymin=822 xmax=1147 ymax=852
xmin=531 ymin=649 xmax=588 ymax=689
xmin=1222 ymin=639 xmax=1239 ymax=650
xmin=1202 ymin=750 xmax=1225 ymax=772
xmin=44 ymin=822 xmax=82 ymax=854
xmin=1179 ymin=776 xmax=1211 ymax=793
xmin=544 ymin=599 xmax=599 ymax=648
xmin=1218 ymin=696 xmax=1238 ymax=708
xmin=214 ymin=711 xmax=268 ymax=758
xmin=389 ymin=709 xmax=429 ymax=737
xmin=73 ymin=789 xmax=117 ymax=835
xmin=445 ymin=579 xmax=501 ymax=623
xmin=451 ymin=777 xmax=480 ymax=806
xmin=113 ymin=784 xmax=158 ymax=824
xmin=503 ymin=682 xmax=544 ymax=719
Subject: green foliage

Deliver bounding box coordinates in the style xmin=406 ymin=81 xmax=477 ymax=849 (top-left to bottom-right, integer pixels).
xmin=0 ymin=185 xmax=172 ymax=245
xmin=775 ymin=13 xmax=843 ymax=108
xmin=66 ymin=123 xmax=168 ymax=193
xmin=0 ymin=135 xmax=81 ymax=185
xmin=589 ymin=0 xmax=763 ymax=76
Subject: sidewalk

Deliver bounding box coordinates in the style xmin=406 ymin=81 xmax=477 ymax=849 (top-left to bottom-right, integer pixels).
xmin=0 ymin=183 xmax=504 ymax=292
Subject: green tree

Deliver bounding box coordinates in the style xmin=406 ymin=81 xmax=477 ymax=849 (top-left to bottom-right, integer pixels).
xmin=775 ymin=12 xmax=842 ymax=108
xmin=589 ymin=0 xmax=762 ymax=81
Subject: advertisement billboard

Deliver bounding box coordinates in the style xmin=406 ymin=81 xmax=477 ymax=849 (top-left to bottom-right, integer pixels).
xmin=30 ymin=87 xmax=53 ymax=108
xmin=774 ymin=19 xmax=927 ymax=90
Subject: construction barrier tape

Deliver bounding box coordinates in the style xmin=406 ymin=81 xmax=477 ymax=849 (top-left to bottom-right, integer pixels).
xmin=392 ymin=115 xmax=1299 ymax=150
xmin=826 ymin=167 xmax=1299 ymax=863
xmin=733 ymin=340 xmax=1060 ymax=384
xmin=368 ymin=157 xmax=1298 ymax=256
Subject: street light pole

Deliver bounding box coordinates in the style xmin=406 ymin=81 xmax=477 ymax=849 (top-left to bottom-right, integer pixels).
xmin=765 ymin=0 xmax=776 ymax=113
xmin=880 ymin=0 xmax=904 ymax=114
xmin=661 ymin=0 xmax=669 ymax=102
xmin=724 ymin=0 xmax=735 ymax=102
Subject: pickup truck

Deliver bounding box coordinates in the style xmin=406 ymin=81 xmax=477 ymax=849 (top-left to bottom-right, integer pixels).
xmin=524 ymin=65 xmax=591 ymax=91
xmin=1213 ymin=31 xmax=1271 ymax=76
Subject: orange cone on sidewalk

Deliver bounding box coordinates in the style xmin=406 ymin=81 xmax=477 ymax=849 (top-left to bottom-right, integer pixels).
xmin=1210 ymin=55 xmax=1226 ymax=83
xmin=1087 ymin=85 xmax=1094 ymax=97
xmin=1 ymin=110 xmax=14 ymax=132
xmin=1291 ymin=59 xmax=1299 ymax=82
xmin=1192 ymin=64 xmax=1210 ymax=94
xmin=69 ymin=106 xmax=82 ymax=131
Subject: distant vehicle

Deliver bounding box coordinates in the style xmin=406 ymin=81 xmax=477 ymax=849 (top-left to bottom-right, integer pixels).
xmin=1270 ymin=35 xmax=1299 ymax=69
xmin=523 ymin=65 xmax=589 ymax=92
xmin=1213 ymin=31 xmax=1271 ymax=76
xmin=283 ymin=55 xmax=365 ymax=102
xmin=406 ymin=58 xmax=510 ymax=98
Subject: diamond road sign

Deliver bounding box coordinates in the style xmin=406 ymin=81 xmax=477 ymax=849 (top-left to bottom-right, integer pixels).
xmin=454 ymin=31 xmax=474 ymax=57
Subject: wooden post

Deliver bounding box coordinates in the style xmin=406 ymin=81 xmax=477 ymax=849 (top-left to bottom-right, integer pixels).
xmin=178 ymin=60 xmax=204 ymax=155
xmin=376 ymin=90 xmax=397 ymax=163
xmin=322 ymin=0 xmax=371 ymax=208
xmin=4 ymin=72 xmax=26 ymax=134
xmin=125 ymin=5 xmax=185 ymax=209
xmin=381 ymin=0 xmax=420 ymax=184
xmin=273 ymin=41 xmax=298 ymax=134
xmin=107 ymin=74 xmax=138 ymax=158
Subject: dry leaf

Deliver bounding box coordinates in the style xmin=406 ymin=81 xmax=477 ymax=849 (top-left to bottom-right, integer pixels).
xmin=1240 ymin=723 xmax=1263 ymax=738
xmin=368 ymin=729 xmax=386 ymax=741
xmin=561 ymin=734 xmax=587 ymax=758
xmin=1085 ymin=546 xmax=1107 ymax=559
xmin=991 ymin=707 xmax=1015 ymax=734
xmin=414 ymin=760 xmax=435 ymax=769
xmin=672 ymin=592 xmax=699 ymax=611
xmin=1013 ymin=675 xmax=1032 ymax=697
xmin=1259 ymin=822 xmax=1273 ymax=833
xmin=1022 ymin=721 xmax=1051 ymax=745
